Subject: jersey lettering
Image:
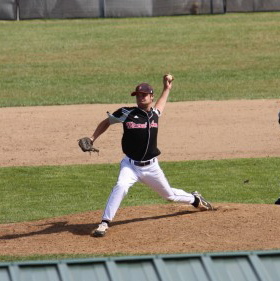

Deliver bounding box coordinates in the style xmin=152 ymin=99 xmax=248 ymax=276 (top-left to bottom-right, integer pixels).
xmin=126 ymin=122 xmax=147 ymax=129
xmin=126 ymin=121 xmax=158 ymax=129
xmin=150 ymin=120 xmax=158 ymax=128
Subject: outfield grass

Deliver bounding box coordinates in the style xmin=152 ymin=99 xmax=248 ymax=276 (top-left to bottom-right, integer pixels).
xmin=1 ymin=12 xmax=280 ymax=107
xmin=1 ymin=158 xmax=279 ymax=224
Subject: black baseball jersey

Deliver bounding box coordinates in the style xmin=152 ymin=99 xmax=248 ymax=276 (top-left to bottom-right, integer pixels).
xmin=107 ymin=107 xmax=161 ymax=161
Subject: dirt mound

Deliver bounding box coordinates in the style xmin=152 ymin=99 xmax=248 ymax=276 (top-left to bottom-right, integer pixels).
xmin=1 ymin=203 xmax=280 ymax=256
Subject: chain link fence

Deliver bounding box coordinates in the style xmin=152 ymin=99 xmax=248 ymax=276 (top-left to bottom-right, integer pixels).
xmin=0 ymin=0 xmax=280 ymax=20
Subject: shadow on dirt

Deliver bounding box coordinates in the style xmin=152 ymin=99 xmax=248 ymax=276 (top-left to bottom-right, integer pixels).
xmin=0 ymin=209 xmax=198 ymax=240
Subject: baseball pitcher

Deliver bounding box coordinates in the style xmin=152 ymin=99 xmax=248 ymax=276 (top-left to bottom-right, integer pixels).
xmin=80 ymin=74 xmax=213 ymax=237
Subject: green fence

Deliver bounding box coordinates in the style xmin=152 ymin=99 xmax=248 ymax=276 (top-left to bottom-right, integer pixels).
xmin=1 ymin=250 xmax=280 ymax=281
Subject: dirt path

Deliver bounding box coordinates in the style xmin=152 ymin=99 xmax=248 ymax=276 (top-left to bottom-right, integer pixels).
xmin=1 ymin=100 xmax=280 ymax=167
xmin=0 ymin=100 xmax=280 ymax=256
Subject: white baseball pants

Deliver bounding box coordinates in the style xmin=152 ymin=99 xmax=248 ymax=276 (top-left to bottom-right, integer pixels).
xmin=101 ymin=156 xmax=195 ymax=222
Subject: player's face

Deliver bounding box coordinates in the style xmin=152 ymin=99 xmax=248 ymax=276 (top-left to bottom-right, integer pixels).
xmin=136 ymin=93 xmax=153 ymax=109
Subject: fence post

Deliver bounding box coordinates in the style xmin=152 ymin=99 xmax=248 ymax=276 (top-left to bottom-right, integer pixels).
xmin=16 ymin=0 xmax=19 ymax=20
xmin=99 ymin=0 xmax=105 ymax=18
xmin=210 ymin=0 xmax=213 ymax=14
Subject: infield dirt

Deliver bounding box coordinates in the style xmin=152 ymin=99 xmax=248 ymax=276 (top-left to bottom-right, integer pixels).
xmin=1 ymin=100 xmax=280 ymax=256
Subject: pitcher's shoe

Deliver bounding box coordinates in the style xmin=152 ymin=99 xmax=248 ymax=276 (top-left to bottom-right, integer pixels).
xmin=191 ymin=191 xmax=213 ymax=211
xmin=91 ymin=222 xmax=109 ymax=237
xmin=275 ymin=198 xmax=280 ymax=205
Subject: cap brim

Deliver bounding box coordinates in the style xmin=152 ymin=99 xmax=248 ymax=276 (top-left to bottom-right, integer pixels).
xmin=131 ymin=91 xmax=153 ymax=96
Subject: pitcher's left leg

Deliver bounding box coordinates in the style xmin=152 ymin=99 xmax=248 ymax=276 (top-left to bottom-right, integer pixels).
xmin=140 ymin=159 xmax=194 ymax=204
xmin=140 ymin=159 xmax=213 ymax=210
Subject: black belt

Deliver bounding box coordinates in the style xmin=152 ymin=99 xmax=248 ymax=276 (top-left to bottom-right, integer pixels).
xmin=129 ymin=158 xmax=155 ymax=167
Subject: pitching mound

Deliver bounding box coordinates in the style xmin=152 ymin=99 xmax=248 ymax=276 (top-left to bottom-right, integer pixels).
xmin=1 ymin=203 xmax=280 ymax=256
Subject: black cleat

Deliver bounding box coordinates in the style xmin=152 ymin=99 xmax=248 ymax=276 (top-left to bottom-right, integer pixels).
xmin=192 ymin=191 xmax=213 ymax=211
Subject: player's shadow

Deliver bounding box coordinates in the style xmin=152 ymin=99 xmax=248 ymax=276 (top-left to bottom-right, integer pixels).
xmin=0 ymin=209 xmax=197 ymax=240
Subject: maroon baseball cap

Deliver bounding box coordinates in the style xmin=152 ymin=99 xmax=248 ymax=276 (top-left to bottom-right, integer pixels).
xmin=131 ymin=83 xmax=154 ymax=96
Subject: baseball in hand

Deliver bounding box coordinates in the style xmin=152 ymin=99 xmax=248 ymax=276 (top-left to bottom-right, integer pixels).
xmin=165 ymin=74 xmax=174 ymax=82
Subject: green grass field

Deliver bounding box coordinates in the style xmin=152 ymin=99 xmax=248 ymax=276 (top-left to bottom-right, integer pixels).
xmin=0 ymin=158 xmax=279 ymax=224
xmin=1 ymin=12 xmax=279 ymax=107
xmin=0 ymin=13 xmax=280 ymax=261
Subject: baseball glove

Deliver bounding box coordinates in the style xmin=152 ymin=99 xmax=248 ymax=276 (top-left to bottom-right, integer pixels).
xmin=78 ymin=137 xmax=99 ymax=154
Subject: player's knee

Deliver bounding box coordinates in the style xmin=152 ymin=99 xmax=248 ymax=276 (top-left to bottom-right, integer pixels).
xmin=114 ymin=181 xmax=130 ymax=195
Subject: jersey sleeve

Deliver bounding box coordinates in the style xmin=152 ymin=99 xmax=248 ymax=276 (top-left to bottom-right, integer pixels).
xmin=153 ymin=107 xmax=161 ymax=117
xmin=107 ymin=108 xmax=123 ymax=124
xmin=107 ymin=107 xmax=133 ymax=124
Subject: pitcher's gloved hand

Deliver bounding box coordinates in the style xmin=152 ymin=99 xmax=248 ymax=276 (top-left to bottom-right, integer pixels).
xmin=78 ymin=137 xmax=99 ymax=153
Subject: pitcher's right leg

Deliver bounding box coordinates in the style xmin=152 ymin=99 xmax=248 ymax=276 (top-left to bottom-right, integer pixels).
xmin=92 ymin=157 xmax=138 ymax=237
